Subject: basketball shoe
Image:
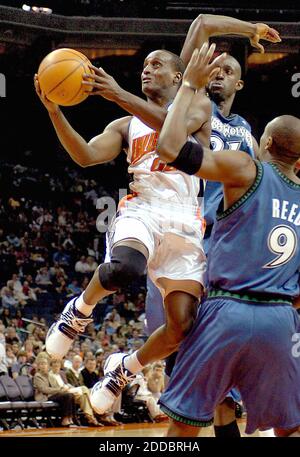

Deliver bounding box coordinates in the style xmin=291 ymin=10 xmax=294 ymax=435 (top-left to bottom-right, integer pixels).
xmin=46 ymin=296 xmax=93 ymax=359
xmin=90 ymin=352 xmax=135 ymax=414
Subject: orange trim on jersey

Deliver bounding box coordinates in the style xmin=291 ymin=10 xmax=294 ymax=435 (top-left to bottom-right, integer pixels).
xmin=196 ymin=207 xmax=206 ymax=235
xmin=150 ymin=157 xmax=176 ymax=173
xmin=117 ymin=192 xmax=138 ymax=211
xmin=131 ymin=132 xmax=159 ymax=164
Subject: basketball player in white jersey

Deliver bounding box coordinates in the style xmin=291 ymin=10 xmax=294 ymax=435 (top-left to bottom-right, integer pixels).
xmin=35 ymin=15 xmax=279 ymax=416
xmin=35 ymin=48 xmax=214 ymax=413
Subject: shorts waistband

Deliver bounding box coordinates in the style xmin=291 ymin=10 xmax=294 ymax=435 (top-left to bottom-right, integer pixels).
xmin=207 ymin=288 xmax=293 ymax=305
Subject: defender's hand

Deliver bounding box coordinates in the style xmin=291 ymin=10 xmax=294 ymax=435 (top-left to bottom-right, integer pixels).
xmin=34 ymin=74 xmax=59 ymax=114
xmin=250 ymin=23 xmax=281 ymax=53
xmin=183 ymin=43 xmax=226 ymax=91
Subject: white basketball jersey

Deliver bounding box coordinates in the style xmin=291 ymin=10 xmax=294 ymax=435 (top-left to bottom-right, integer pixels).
xmin=127 ymin=116 xmax=200 ymax=207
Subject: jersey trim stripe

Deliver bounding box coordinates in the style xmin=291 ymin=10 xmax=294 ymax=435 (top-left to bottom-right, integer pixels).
xmin=270 ymin=163 xmax=300 ymax=189
xmin=159 ymin=404 xmax=214 ymax=428
xmin=207 ymin=288 xmax=293 ymax=305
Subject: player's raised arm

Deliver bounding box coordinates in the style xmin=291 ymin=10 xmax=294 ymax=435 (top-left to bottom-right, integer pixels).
xmin=157 ymin=44 xmax=256 ymax=186
xmin=180 ymin=14 xmax=281 ymax=65
xmin=34 ymin=74 xmax=127 ymax=167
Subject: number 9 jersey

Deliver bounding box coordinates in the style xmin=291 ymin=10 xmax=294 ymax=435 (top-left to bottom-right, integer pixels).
xmin=208 ymin=161 xmax=300 ymax=298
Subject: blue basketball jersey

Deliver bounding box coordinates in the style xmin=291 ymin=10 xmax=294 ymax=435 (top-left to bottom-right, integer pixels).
xmin=208 ymin=161 xmax=300 ymax=298
xmin=204 ymin=102 xmax=255 ymax=251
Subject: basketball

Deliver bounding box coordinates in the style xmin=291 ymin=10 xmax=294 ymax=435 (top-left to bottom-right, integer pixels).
xmin=37 ymin=48 xmax=93 ymax=106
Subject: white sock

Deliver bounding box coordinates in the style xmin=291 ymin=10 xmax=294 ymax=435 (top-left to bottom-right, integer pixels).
xmin=75 ymin=293 xmax=94 ymax=317
xmin=123 ymin=351 xmax=144 ymax=374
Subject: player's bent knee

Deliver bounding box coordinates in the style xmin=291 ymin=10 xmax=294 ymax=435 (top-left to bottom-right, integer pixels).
xmin=165 ymin=316 xmax=194 ymax=345
xmin=98 ymin=245 xmax=147 ymax=291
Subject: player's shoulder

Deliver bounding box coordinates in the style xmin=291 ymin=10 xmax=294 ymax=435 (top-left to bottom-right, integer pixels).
xmin=104 ymin=116 xmax=132 ymax=136
xmin=231 ymin=112 xmax=251 ymax=129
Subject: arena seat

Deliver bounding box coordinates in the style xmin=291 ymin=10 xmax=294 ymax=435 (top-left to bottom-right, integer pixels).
xmin=0 ymin=375 xmax=27 ymax=429
xmin=0 ymin=380 xmax=13 ymax=430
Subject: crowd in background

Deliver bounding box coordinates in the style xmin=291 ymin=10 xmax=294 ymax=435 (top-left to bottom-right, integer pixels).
xmin=0 ymin=159 xmax=168 ymax=427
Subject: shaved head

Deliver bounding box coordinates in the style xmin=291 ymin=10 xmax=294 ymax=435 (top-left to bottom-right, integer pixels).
xmin=266 ymin=115 xmax=300 ymax=161
xmin=224 ymin=55 xmax=242 ymax=79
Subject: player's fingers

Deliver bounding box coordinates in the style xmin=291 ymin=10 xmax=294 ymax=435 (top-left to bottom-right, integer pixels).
xmin=251 ymin=37 xmax=265 ymax=53
xmin=88 ymin=65 xmax=106 ymax=76
xmin=34 ymin=77 xmax=42 ymax=95
xmin=198 ymin=42 xmax=209 ymax=61
xmin=189 ymin=48 xmax=200 ymax=66
xmin=81 ymin=81 xmax=95 ymax=86
xmin=209 ymin=52 xmax=226 ymax=70
xmin=208 ymin=67 xmax=220 ymax=82
xmin=83 ymin=90 xmax=99 ymax=95
xmin=203 ymin=43 xmax=216 ymax=66
xmin=256 ymin=42 xmax=265 ymax=53
xmin=88 ymin=64 xmax=101 ymax=73
xmin=266 ymin=28 xmax=281 ymax=42
xmin=83 ymin=81 xmax=102 ymax=90
xmin=83 ymin=71 xmax=101 ymax=82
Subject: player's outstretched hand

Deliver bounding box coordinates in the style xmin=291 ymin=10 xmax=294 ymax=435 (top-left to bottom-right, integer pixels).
xmin=182 ymin=43 xmax=226 ymax=91
xmin=34 ymin=74 xmax=59 ymax=114
xmin=82 ymin=65 xmax=122 ymax=101
xmin=250 ymin=24 xmax=281 ymax=53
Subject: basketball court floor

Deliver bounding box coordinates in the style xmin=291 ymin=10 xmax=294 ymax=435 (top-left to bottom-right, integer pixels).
xmin=0 ymin=419 xmax=275 ymax=437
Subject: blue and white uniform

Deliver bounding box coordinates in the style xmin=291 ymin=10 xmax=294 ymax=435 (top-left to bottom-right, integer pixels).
xmin=159 ymin=162 xmax=300 ymax=434
xmin=204 ymin=102 xmax=255 ymax=252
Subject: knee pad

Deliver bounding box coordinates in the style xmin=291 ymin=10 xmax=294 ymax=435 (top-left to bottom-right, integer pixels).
xmin=98 ymin=245 xmax=147 ymax=291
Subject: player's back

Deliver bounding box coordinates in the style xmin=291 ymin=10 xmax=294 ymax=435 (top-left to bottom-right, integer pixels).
xmin=126 ymin=116 xmax=201 ymax=207
xmin=208 ymin=161 xmax=300 ymax=298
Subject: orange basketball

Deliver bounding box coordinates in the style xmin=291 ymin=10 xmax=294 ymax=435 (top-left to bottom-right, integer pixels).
xmin=37 ymin=48 xmax=93 ymax=106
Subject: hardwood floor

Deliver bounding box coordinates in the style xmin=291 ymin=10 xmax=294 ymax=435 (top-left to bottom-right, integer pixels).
xmin=0 ymin=419 xmax=275 ymax=437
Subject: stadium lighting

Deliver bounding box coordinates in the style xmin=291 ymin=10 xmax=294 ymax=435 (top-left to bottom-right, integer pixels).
xmin=22 ymin=4 xmax=52 ymax=14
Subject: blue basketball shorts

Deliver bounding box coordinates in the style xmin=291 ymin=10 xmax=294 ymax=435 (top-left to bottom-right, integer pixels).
xmin=159 ymin=296 xmax=300 ymax=434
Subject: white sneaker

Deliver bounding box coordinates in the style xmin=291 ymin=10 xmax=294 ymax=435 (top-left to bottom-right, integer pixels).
xmin=90 ymin=353 xmax=135 ymax=415
xmin=46 ymin=296 xmax=93 ymax=359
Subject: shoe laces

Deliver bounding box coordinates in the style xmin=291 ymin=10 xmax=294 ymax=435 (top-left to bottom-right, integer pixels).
xmin=61 ymin=305 xmax=93 ymax=333
xmin=106 ymin=364 xmax=135 ymax=395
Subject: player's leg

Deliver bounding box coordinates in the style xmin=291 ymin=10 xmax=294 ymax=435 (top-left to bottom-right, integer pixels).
xmin=214 ymin=398 xmax=240 ymax=437
xmin=160 ymin=297 xmax=248 ymax=437
xmin=145 ymin=275 xmax=179 ymax=386
xmin=46 ymin=214 xmax=153 ymax=359
xmin=89 ymin=231 xmax=205 ymax=414
xmin=167 ymin=419 xmax=201 ymax=437
xmin=236 ymin=303 xmax=300 ymax=436
xmin=135 ymin=284 xmax=199 ymax=365
xmin=90 ymin=282 xmax=200 ymax=414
